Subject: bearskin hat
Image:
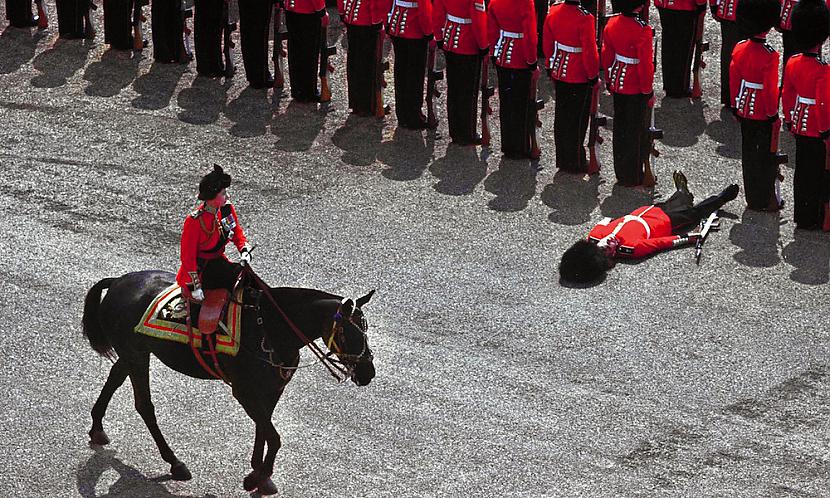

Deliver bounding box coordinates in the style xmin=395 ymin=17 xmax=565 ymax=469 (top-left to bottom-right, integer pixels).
xmin=559 ymin=240 xmax=611 ymax=284
xmin=611 ymin=0 xmax=646 ymax=13
xmin=792 ymin=0 xmax=830 ymax=53
xmin=198 ymin=164 xmax=232 ymax=201
xmin=736 ymin=0 xmax=780 ymax=36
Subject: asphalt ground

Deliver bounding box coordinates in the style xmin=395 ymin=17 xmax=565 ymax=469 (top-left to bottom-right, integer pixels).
xmin=1 ymin=3 xmax=829 ymax=497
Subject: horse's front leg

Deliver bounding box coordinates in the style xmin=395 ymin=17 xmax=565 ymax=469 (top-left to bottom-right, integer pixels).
xmin=235 ymin=390 xmax=282 ymax=493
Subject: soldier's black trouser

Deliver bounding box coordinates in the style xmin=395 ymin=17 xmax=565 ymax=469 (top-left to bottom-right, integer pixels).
xmin=194 ymin=0 xmax=223 ymax=75
xmin=554 ymin=79 xmax=592 ymax=171
xmin=200 ymin=258 xmax=243 ymax=291
xmin=287 ymin=10 xmax=322 ymax=101
xmin=346 ymin=22 xmax=381 ymax=114
xmin=612 ymin=92 xmax=650 ymax=186
xmin=739 ymin=118 xmax=778 ymax=210
xmin=103 ymin=0 xmax=133 ymax=49
xmin=239 ymin=0 xmax=272 ymax=86
xmin=5 ymin=0 xmax=35 ymax=27
xmin=392 ymin=36 xmax=428 ymax=128
xmin=152 ymin=0 xmax=186 ymax=62
xmin=658 ymin=7 xmax=696 ymax=98
xmin=445 ymin=51 xmax=482 ymax=143
xmin=658 ymin=188 xmax=734 ymax=230
xmin=794 ymin=135 xmax=828 ymax=229
xmin=497 ymin=66 xmax=532 ymax=157
xmin=719 ymin=19 xmax=744 ymax=106
xmin=56 ymin=0 xmax=90 ymax=37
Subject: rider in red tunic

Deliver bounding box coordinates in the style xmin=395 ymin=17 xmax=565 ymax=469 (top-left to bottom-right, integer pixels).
xmin=559 ymin=172 xmax=739 ymax=283
xmin=176 ymin=165 xmax=253 ymax=332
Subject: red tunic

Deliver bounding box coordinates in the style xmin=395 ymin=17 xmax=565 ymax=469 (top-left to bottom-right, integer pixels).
xmin=601 ymin=13 xmax=654 ymax=95
xmin=542 ymin=1 xmax=599 ymax=83
xmin=783 ymin=53 xmax=830 ymax=137
xmin=433 ymin=0 xmax=488 ymax=55
xmin=486 ymin=0 xmax=537 ymax=69
xmin=387 ymin=0 xmax=433 ymax=38
xmin=729 ymin=38 xmax=779 ymax=120
xmin=338 ymin=0 xmax=391 ymax=26
xmin=176 ymin=204 xmax=249 ymax=289
xmin=709 ymin=0 xmax=737 ymax=21
xmin=285 ymin=0 xmax=326 ymax=14
xmin=587 ymin=205 xmax=686 ymax=258
xmin=653 ymin=0 xmax=706 ymax=11
xmin=779 ymin=0 xmax=830 ymax=31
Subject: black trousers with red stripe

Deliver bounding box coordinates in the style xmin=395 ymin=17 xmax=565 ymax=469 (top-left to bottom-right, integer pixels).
xmin=554 ymin=79 xmax=592 ymax=172
xmin=657 ymin=7 xmax=696 ymax=98
xmin=392 ymin=36 xmax=429 ymax=128
xmin=612 ymin=93 xmax=650 ymax=186
xmin=346 ymin=23 xmax=381 ymax=115
xmin=287 ymin=10 xmax=323 ymax=102
xmin=239 ymin=0 xmax=273 ymax=86
xmin=739 ymin=118 xmax=778 ymax=210
xmin=497 ymin=66 xmax=532 ymax=158
xmin=445 ymin=51 xmax=482 ymax=143
xmin=793 ymin=135 xmax=828 ymax=229
xmin=658 ymin=188 xmax=734 ymax=230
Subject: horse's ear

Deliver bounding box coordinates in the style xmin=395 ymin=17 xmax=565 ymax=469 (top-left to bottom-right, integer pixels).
xmin=356 ymin=290 xmax=375 ymax=308
xmin=341 ymin=298 xmax=355 ymax=318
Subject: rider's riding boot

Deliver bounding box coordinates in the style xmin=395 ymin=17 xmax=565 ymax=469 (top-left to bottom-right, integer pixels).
xmin=198 ymin=289 xmax=230 ymax=336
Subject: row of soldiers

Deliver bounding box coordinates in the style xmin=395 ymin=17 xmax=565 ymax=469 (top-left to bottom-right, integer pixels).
xmin=4 ymin=0 xmax=829 ymax=230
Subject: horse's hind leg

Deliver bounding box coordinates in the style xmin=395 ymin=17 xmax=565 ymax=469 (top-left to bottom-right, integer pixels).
xmin=89 ymin=359 xmax=130 ymax=445
xmin=128 ymin=356 xmax=192 ymax=481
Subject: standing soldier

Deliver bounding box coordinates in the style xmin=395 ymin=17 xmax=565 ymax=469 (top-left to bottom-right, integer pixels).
xmin=339 ymin=0 xmax=391 ymax=115
xmin=103 ymin=0 xmax=137 ymax=49
xmin=56 ymin=0 xmax=93 ymax=38
xmin=730 ymin=0 xmax=782 ymax=211
xmin=709 ymin=0 xmax=741 ymax=108
xmin=4 ymin=0 xmax=38 ymax=27
xmin=433 ymin=0 xmax=489 ymax=145
xmin=239 ymin=0 xmax=275 ymax=88
xmin=543 ymin=0 xmax=599 ymax=172
xmin=601 ymin=0 xmax=654 ymax=186
xmin=388 ymin=0 xmax=434 ymax=128
xmin=779 ymin=0 xmax=830 ymax=82
xmin=782 ymin=0 xmax=830 ymax=229
xmin=487 ymin=0 xmax=538 ymax=159
xmin=285 ymin=0 xmax=329 ymax=102
xmin=152 ymin=0 xmax=188 ymax=62
xmin=654 ymin=0 xmax=706 ymax=98
xmin=194 ymin=0 xmax=227 ymax=76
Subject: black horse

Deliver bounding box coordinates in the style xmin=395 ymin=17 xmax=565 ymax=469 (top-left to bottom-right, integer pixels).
xmin=82 ymin=270 xmax=376 ymax=495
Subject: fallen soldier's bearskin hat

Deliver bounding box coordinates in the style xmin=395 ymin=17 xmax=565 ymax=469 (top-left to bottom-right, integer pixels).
xmin=559 ymin=240 xmax=612 ymax=284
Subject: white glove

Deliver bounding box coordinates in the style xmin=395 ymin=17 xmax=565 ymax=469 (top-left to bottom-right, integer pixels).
xmin=191 ymin=288 xmax=205 ymax=301
xmin=240 ymin=247 xmax=252 ymax=265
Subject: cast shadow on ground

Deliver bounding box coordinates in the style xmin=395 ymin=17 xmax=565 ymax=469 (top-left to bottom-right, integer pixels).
xmin=429 ymin=144 xmax=488 ymax=196
xmin=599 ymin=184 xmax=655 ymax=219
xmin=483 ymin=157 xmax=540 ymax=212
xmin=377 ymin=127 xmax=436 ymax=181
xmin=225 ymin=86 xmax=275 ymax=138
xmin=705 ymin=106 xmax=741 ymax=159
xmin=729 ymin=209 xmax=783 ymax=268
xmin=781 ymin=228 xmax=830 ymax=285
xmin=655 ymin=97 xmax=707 ymax=148
xmin=31 ymin=38 xmax=94 ymax=88
xmin=177 ymin=75 xmax=231 ymax=125
xmin=541 ymin=171 xmax=602 ymax=226
xmin=84 ymin=48 xmax=142 ymax=97
xmin=0 ymin=26 xmax=46 ymax=75
xmin=271 ymin=100 xmax=327 ymax=152
xmin=77 ymin=448 xmax=218 ymax=498
xmin=132 ymin=62 xmax=187 ymax=110
xmin=331 ymin=113 xmax=384 ymax=167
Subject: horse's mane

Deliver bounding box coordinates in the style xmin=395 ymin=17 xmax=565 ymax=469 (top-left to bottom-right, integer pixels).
xmin=267 ymin=287 xmax=341 ymax=306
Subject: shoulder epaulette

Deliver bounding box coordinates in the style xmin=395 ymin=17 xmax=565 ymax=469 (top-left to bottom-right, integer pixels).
xmin=636 ymin=17 xmax=647 ymax=28
xmin=189 ymin=206 xmax=204 ymax=218
xmin=577 ymin=5 xmax=589 ymax=15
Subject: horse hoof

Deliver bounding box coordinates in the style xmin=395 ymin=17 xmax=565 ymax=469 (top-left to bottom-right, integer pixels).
xmin=257 ymin=478 xmax=278 ymax=496
xmin=89 ymin=430 xmax=110 ymax=446
xmin=242 ymin=471 xmax=261 ymax=492
xmin=171 ymin=461 xmax=192 ymax=481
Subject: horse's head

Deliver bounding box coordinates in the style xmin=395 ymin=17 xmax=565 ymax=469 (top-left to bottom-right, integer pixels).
xmin=325 ymin=290 xmax=376 ymax=386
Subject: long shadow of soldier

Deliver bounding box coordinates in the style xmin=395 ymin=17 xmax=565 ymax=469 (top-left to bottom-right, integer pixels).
xmin=0 ymin=26 xmax=46 ymax=75
xmin=377 ymin=127 xmax=435 ymax=182
xmin=331 ymin=114 xmax=385 ymax=167
xmin=599 ymin=184 xmax=655 ymax=219
xmin=483 ymin=158 xmax=540 ymax=212
xmin=132 ymin=62 xmax=188 ymax=110
xmin=782 ymin=229 xmax=830 ymax=285
xmin=31 ymin=38 xmax=94 ymax=88
xmin=83 ymin=48 xmax=141 ymax=97
xmin=705 ymin=106 xmax=741 ymax=159
xmin=541 ymin=171 xmax=602 ymax=226
xmin=271 ymin=100 xmax=327 ymax=152
xmin=429 ymin=145 xmax=488 ymax=196
xmin=729 ymin=209 xmax=783 ymax=268
xmin=177 ymin=76 xmax=231 ymax=125
xmin=225 ymin=86 xmax=275 ymax=138
xmin=655 ymin=98 xmax=707 ymax=148
xmin=77 ymin=448 xmax=218 ymax=498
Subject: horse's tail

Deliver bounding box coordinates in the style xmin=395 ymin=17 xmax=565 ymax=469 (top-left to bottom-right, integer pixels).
xmin=82 ymin=278 xmax=117 ymax=360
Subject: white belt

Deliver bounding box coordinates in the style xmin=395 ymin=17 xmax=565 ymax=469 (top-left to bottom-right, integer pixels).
xmin=797 ymin=95 xmax=816 ymax=105
xmin=500 ymin=30 xmax=523 ymax=39
xmin=742 ymin=81 xmax=763 ymax=90
xmin=395 ymin=0 xmax=418 ymax=7
xmin=555 ymin=42 xmax=582 ymax=53
xmin=615 ymin=54 xmax=639 ymax=65
xmin=447 ymin=14 xmax=472 ymax=24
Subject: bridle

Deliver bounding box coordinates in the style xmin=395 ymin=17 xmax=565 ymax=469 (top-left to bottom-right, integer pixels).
xmin=324 ymin=300 xmax=374 ymax=374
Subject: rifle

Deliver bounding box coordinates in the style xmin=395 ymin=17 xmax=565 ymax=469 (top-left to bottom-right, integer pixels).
xmin=426 ymin=40 xmax=443 ymax=129
xmin=319 ymin=17 xmax=336 ymax=102
xmin=374 ymin=27 xmax=390 ymax=117
xmin=529 ymin=68 xmax=544 ymax=159
xmin=222 ymin=0 xmax=238 ymax=77
xmin=690 ymin=8 xmax=709 ymax=98
xmin=132 ymin=0 xmax=147 ymax=51
xmin=695 ymin=211 xmax=721 ymax=265
xmin=587 ymin=0 xmax=607 ymax=174
xmin=35 ymin=0 xmax=48 ymax=29
xmin=480 ymin=57 xmax=495 ymax=146
xmin=642 ymin=7 xmax=659 ymax=187
xmin=273 ymin=3 xmax=288 ymax=88
xmin=770 ymin=116 xmax=788 ymax=208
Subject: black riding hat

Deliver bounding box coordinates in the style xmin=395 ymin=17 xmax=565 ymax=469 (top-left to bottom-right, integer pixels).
xmin=736 ymin=0 xmax=780 ymax=36
xmin=198 ymin=164 xmax=231 ymax=201
xmin=792 ymin=0 xmax=830 ymax=53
